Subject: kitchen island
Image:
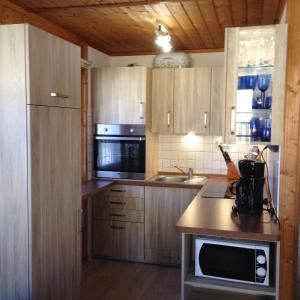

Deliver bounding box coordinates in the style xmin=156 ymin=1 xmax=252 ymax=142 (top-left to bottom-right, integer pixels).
xmin=176 ymin=184 xmax=280 ymax=300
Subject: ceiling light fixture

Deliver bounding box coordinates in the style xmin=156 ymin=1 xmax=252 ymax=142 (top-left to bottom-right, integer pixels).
xmin=155 ymin=24 xmax=173 ymax=53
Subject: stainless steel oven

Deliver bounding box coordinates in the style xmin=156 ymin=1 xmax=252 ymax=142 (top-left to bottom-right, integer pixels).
xmin=94 ymin=124 xmax=145 ymax=180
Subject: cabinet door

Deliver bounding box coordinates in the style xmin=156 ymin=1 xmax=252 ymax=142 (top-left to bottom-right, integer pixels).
xmin=145 ymin=187 xmax=199 ymax=265
xmin=92 ymin=67 xmax=119 ymax=124
xmin=174 ymin=68 xmax=212 ymax=134
xmin=117 ymin=67 xmax=148 ymax=124
xmin=29 ymin=106 xmax=81 ymax=300
xmin=224 ymin=27 xmax=240 ymax=143
xmin=27 ymin=25 xmax=81 ymax=108
xmin=93 ymin=220 xmax=144 ymax=261
xmin=210 ymin=66 xmax=225 ymax=136
xmin=152 ymin=69 xmax=174 ymax=133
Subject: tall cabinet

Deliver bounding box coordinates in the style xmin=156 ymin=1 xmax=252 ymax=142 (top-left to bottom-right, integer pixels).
xmin=224 ymin=24 xmax=287 ymax=144
xmin=0 ymin=24 xmax=81 ymax=300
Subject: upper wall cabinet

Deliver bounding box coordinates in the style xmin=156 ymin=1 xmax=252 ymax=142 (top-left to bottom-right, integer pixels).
xmin=27 ymin=25 xmax=81 ymax=108
xmin=224 ymin=24 xmax=288 ymax=144
xmin=152 ymin=69 xmax=174 ymax=134
xmin=152 ymin=67 xmax=224 ymax=136
xmin=93 ymin=67 xmax=150 ymax=125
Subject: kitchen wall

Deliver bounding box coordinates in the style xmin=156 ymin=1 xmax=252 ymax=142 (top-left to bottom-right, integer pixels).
xmin=158 ymin=134 xmax=266 ymax=175
xmin=109 ymin=52 xmax=224 ymax=68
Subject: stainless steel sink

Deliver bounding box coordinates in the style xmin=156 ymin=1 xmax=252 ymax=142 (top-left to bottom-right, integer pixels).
xmin=154 ymin=176 xmax=207 ymax=184
xmin=155 ymin=176 xmax=188 ymax=183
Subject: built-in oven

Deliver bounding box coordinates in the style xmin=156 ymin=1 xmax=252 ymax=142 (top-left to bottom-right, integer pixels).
xmin=94 ymin=124 xmax=145 ymax=180
xmin=195 ymin=237 xmax=270 ymax=286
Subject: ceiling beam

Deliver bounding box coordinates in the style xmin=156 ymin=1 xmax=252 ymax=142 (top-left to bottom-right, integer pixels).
xmin=32 ymin=0 xmax=198 ymax=11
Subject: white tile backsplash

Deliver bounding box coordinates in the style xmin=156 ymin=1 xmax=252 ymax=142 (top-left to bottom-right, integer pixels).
xmin=158 ymin=134 xmax=265 ymax=175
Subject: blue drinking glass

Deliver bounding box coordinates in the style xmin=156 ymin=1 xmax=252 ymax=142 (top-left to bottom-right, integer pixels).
xmin=238 ymin=76 xmax=245 ymax=89
xmin=250 ymin=117 xmax=260 ymax=141
xmin=245 ymin=75 xmax=257 ymax=90
xmin=261 ymin=119 xmax=271 ymax=142
xmin=264 ymin=96 xmax=272 ymax=109
xmin=258 ymin=74 xmax=271 ymax=105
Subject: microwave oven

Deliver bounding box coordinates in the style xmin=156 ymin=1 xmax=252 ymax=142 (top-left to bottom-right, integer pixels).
xmin=195 ymin=237 xmax=270 ymax=286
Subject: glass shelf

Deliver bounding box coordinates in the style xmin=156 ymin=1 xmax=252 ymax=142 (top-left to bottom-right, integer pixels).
xmin=238 ymin=66 xmax=274 ymax=76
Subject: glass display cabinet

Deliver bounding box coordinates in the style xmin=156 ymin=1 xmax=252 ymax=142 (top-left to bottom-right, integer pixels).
xmin=223 ymin=25 xmax=287 ymax=145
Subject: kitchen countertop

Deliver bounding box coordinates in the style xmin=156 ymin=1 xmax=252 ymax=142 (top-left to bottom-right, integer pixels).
xmin=82 ymin=180 xmax=114 ymax=199
xmin=176 ymin=181 xmax=280 ymax=242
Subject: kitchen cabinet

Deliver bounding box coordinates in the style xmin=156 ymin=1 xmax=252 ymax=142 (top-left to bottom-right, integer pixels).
xmin=0 ymin=24 xmax=81 ymax=300
xmin=152 ymin=67 xmax=223 ymax=135
xmin=93 ymin=184 xmax=145 ymax=261
xmin=27 ymin=25 xmax=81 ymax=108
xmin=92 ymin=66 xmax=150 ymax=125
xmin=174 ymin=68 xmax=212 ymax=135
xmin=145 ymin=187 xmax=199 ymax=266
xmin=152 ymin=68 xmax=174 ymax=133
xmin=223 ymin=24 xmax=287 ymax=144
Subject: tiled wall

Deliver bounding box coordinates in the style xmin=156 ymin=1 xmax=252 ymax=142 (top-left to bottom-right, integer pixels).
xmin=158 ymin=134 xmax=265 ymax=175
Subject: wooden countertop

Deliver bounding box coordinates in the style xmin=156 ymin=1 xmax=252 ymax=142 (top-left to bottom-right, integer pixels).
xmin=176 ymin=182 xmax=280 ymax=242
xmin=82 ymin=180 xmax=114 ymax=199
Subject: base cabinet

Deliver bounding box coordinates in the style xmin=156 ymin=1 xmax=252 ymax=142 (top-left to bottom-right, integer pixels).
xmin=145 ymin=187 xmax=199 ymax=266
xmin=93 ymin=220 xmax=144 ymax=261
xmin=92 ymin=185 xmax=145 ymax=262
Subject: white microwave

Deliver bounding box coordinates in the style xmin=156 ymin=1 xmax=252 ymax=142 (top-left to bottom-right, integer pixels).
xmin=195 ymin=237 xmax=270 ymax=286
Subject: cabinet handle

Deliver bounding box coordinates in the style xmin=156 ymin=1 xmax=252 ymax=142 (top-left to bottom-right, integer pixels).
xmin=139 ymin=102 xmax=144 ymax=119
xmin=110 ymin=189 xmax=126 ymax=193
xmin=110 ymin=213 xmax=126 ymax=217
xmin=110 ymin=201 xmax=126 ymax=205
xmin=167 ymin=111 xmax=171 ymax=128
xmin=203 ymin=112 xmax=208 ymax=129
xmin=50 ymin=92 xmax=69 ymax=99
xmin=110 ymin=225 xmax=126 ymax=230
xmin=77 ymin=209 xmax=83 ymax=234
xmin=230 ymin=106 xmax=236 ymax=135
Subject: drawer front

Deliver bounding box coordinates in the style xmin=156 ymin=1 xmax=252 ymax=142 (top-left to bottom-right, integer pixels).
xmin=94 ymin=208 xmax=144 ymax=223
xmin=93 ymin=220 xmax=144 ymax=261
xmin=145 ymin=248 xmax=181 ymax=266
xmin=94 ymin=193 xmax=145 ymax=211
xmin=107 ymin=185 xmax=145 ymax=198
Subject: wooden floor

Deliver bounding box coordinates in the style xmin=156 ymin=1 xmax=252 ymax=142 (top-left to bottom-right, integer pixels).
xmin=81 ymin=260 xmax=274 ymax=300
xmin=81 ymin=259 xmax=181 ymax=300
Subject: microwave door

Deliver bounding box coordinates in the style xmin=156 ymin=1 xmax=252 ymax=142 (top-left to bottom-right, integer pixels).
xmin=199 ymin=244 xmax=256 ymax=283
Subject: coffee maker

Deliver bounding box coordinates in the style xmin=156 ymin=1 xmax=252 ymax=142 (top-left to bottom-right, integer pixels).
xmin=231 ymin=159 xmax=265 ymax=214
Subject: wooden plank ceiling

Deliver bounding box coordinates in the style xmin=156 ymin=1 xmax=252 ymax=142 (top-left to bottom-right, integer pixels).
xmin=10 ymin=0 xmax=285 ymax=55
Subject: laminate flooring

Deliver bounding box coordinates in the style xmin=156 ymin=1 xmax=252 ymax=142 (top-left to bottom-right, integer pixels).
xmin=81 ymin=259 xmax=181 ymax=300
xmin=81 ymin=259 xmax=274 ymax=300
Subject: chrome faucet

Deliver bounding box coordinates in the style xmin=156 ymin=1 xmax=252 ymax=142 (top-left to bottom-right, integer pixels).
xmin=174 ymin=165 xmax=193 ymax=180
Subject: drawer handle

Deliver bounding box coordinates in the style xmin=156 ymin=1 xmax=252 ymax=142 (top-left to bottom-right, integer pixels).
xmin=110 ymin=225 xmax=126 ymax=230
xmin=203 ymin=111 xmax=208 ymax=129
xmin=110 ymin=201 xmax=126 ymax=205
xmin=110 ymin=189 xmax=126 ymax=193
xmin=50 ymin=92 xmax=69 ymax=99
xmin=230 ymin=106 xmax=236 ymax=135
xmin=110 ymin=213 xmax=126 ymax=217
xmin=167 ymin=111 xmax=171 ymax=128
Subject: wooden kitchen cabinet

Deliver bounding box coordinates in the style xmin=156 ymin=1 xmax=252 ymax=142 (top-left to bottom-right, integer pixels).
xmin=92 ymin=66 xmax=150 ymax=125
xmin=0 ymin=24 xmax=81 ymax=300
xmin=152 ymin=67 xmax=224 ymax=135
xmin=152 ymin=68 xmax=174 ymax=133
xmin=92 ymin=184 xmax=145 ymax=262
xmin=223 ymin=24 xmax=287 ymax=144
xmin=174 ymin=68 xmax=212 ymax=134
xmin=27 ymin=25 xmax=81 ymax=108
xmin=145 ymin=187 xmax=199 ymax=266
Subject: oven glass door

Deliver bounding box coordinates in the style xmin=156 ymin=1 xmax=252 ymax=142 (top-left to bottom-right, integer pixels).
xmin=94 ymin=136 xmax=145 ymax=174
xmin=199 ymin=244 xmax=255 ymax=282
